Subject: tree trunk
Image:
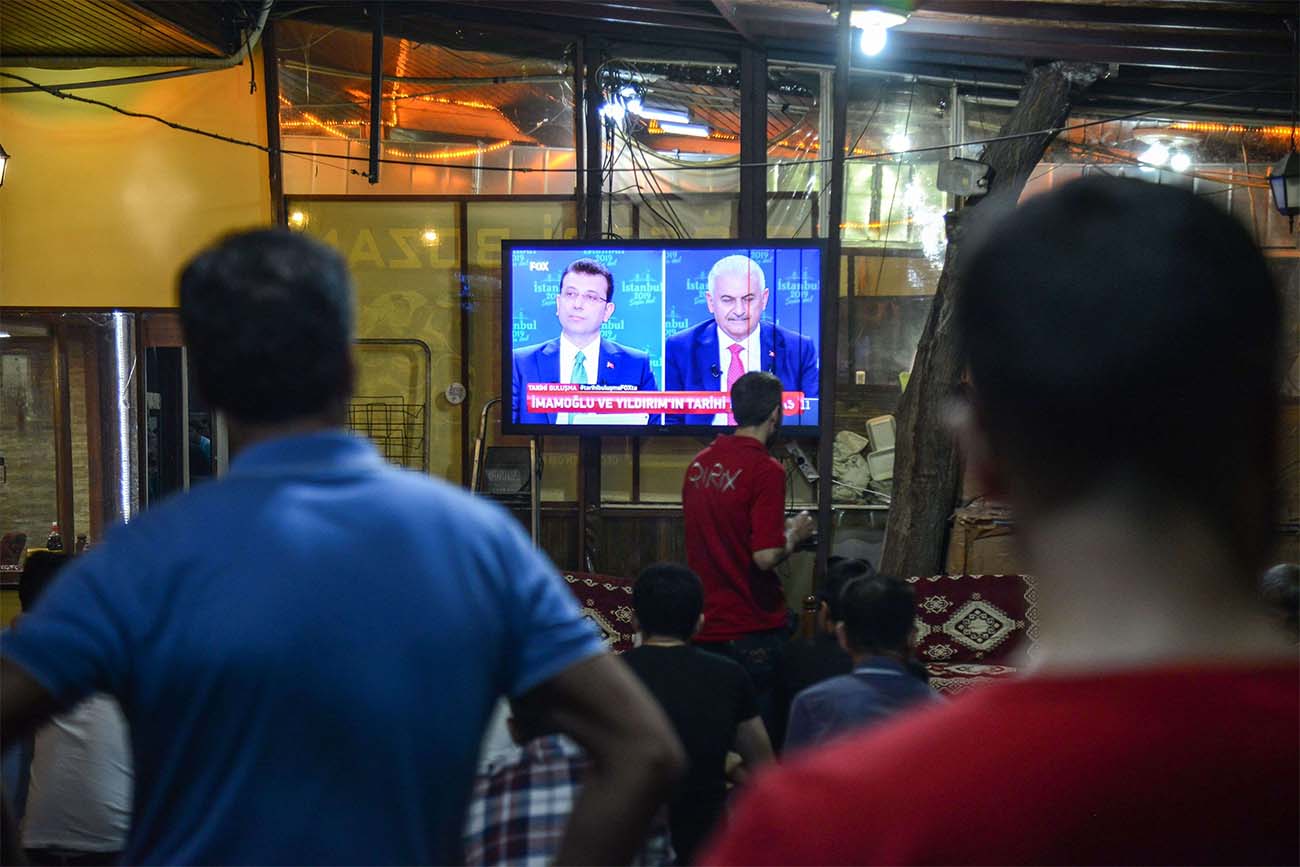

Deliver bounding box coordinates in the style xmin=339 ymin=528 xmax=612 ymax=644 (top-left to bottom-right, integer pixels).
xmin=879 ymin=61 xmax=1103 ymax=578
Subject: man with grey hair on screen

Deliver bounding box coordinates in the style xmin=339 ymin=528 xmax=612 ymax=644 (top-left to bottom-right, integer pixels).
xmin=665 ymin=254 xmax=818 ymax=426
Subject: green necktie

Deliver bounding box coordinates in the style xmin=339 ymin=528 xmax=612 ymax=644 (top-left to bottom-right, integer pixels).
xmin=564 ymin=350 xmax=587 ymax=424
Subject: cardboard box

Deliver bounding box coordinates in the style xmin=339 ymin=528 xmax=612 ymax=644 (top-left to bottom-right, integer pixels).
xmin=945 ymin=501 xmax=1022 ymax=575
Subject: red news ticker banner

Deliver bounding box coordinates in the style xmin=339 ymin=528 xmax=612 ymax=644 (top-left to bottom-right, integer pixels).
xmin=526 ymin=384 xmax=806 ymax=416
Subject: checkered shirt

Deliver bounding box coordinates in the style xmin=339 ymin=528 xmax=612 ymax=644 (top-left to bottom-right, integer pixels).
xmin=463 ymin=734 xmax=674 ymax=867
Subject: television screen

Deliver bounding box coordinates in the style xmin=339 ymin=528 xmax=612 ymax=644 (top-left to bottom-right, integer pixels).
xmin=503 ymin=240 xmax=824 ymax=436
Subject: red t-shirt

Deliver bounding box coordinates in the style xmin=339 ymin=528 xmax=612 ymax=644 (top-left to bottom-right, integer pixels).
xmin=682 ymin=435 xmax=788 ymax=642
xmin=702 ymin=662 xmax=1300 ymax=866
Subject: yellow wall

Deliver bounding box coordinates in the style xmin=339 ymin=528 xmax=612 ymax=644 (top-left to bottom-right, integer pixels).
xmin=0 ymin=64 xmax=271 ymax=308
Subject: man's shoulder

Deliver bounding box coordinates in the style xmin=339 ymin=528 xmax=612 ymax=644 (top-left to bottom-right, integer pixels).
xmin=687 ymin=644 xmax=747 ymax=672
xmin=601 ymin=338 xmax=650 ymax=363
xmin=666 ymin=320 xmax=713 ymax=346
xmin=513 ymin=337 xmax=560 ymax=360
xmin=768 ymin=321 xmax=814 ymax=348
xmin=691 ymin=437 xmax=781 ymax=476
xmin=794 ymin=671 xmax=863 ymax=703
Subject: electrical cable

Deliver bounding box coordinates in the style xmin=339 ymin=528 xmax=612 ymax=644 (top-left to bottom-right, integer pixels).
xmin=0 ymin=70 xmax=1291 ymax=177
xmin=785 ymin=82 xmax=889 ymax=239
xmin=630 ymin=133 xmax=691 ymax=238
xmin=617 ymin=125 xmax=689 ymax=238
xmin=870 ymin=76 xmax=916 ymax=297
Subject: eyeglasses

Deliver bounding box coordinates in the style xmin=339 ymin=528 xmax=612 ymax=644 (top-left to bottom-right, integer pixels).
xmin=560 ymin=288 xmax=609 ymax=304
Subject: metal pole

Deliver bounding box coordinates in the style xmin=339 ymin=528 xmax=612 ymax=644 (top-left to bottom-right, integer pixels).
xmin=262 ymin=19 xmax=284 ymax=225
xmin=367 ymin=1 xmax=384 ymax=185
xmin=815 ymin=0 xmax=854 ymax=586
xmin=739 ymin=44 xmax=768 ymax=239
xmin=578 ymin=38 xmax=605 ymax=569
xmin=530 ymin=436 xmax=542 ymax=546
xmin=51 ymin=324 xmax=76 ymax=546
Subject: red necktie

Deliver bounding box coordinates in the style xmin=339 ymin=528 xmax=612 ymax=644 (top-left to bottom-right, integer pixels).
xmin=726 ymin=343 xmax=744 ymax=425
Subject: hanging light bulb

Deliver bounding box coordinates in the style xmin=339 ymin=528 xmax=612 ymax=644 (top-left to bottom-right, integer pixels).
xmin=1139 ymin=141 xmax=1170 ymax=167
xmin=1169 ymin=150 xmax=1192 ymax=173
xmin=887 ymin=133 xmax=912 ymax=153
xmin=598 ymin=99 xmax=626 ymax=124
xmin=850 ymin=6 xmax=910 ymax=57
xmin=859 ymin=24 xmax=889 ymax=56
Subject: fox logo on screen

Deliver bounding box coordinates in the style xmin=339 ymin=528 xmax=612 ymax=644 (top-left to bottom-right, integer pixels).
xmin=529 ymin=261 xmax=550 ymax=272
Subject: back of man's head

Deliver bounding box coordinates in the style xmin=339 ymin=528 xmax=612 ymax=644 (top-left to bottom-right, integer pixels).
xmin=821 ymin=557 xmax=876 ymax=623
xmin=957 ymin=177 xmax=1279 ymax=569
xmin=839 ymin=574 xmax=914 ymax=655
xmin=19 ymin=550 xmax=70 ymax=612
xmin=633 ymin=562 xmax=704 ymax=641
xmin=179 ymin=229 xmax=356 ymax=425
xmin=731 ymin=371 xmax=783 ymax=427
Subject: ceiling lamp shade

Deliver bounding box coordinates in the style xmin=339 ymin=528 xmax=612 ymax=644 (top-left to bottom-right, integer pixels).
xmin=1268 ymin=150 xmax=1299 ymax=216
xmin=848 ymin=2 xmax=912 ymax=56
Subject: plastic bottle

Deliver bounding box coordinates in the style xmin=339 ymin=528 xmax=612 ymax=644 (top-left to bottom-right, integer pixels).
xmin=46 ymin=521 xmax=63 ymax=551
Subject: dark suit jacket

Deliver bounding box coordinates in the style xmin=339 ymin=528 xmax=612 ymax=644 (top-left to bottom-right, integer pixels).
xmin=512 ymin=336 xmax=659 ymax=424
xmin=663 ymin=320 xmax=819 ymax=425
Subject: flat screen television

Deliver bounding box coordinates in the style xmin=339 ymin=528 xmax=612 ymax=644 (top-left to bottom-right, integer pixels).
xmin=503 ymin=239 xmax=824 ymax=436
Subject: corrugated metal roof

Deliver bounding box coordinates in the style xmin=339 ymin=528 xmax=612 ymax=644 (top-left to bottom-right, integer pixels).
xmin=0 ymin=0 xmax=226 ymax=58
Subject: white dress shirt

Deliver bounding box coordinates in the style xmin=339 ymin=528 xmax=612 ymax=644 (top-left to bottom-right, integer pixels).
xmin=558 ymin=333 xmax=600 ymax=425
xmin=556 ymin=334 xmax=650 ymax=427
xmin=714 ymin=324 xmax=763 ymax=425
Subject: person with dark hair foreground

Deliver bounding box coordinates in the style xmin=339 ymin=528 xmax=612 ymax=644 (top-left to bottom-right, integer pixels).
xmin=682 ymin=372 xmax=815 ymax=734
xmin=783 ymin=574 xmax=935 ymax=753
xmin=0 ymin=229 xmax=683 ymax=865
xmin=623 ymin=564 xmax=773 ymax=865
xmin=703 ymin=177 xmax=1298 ymax=865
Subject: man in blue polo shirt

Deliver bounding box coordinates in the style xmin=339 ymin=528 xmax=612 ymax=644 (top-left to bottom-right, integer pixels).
xmin=0 ymin=230 xmax=682 ymax=866
xmin=784 ymin=572 xmax=937 ymax=753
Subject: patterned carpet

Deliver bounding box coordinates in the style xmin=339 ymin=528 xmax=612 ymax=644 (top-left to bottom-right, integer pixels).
xmin=909 ymin=574 xmax=1039 ymax=695
xmin=563 ymin=572 xmax=638 ymax=653
xmin=562 ymin=571 xmax=1039 ymax=694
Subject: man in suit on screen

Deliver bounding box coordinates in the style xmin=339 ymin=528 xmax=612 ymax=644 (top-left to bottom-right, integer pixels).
xmin=512 ymin=257 xmax=659 ymax=425
xmin=665 ymin=254 xmax=818 ymax=426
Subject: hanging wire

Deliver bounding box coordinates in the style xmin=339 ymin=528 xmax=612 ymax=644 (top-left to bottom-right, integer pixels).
xmin=869 ymin=76 xmax=917 ymax=298
xmin=0 ymin=70 xmax=1292 ymax=179
xmin=628 ymin=131 xmax=692 ymax=237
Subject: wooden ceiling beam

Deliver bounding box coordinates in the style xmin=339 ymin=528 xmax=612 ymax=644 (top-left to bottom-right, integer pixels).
xmin=709 ymin=0 xmax=757 ymax=42
xmin=898 ymin=15 xmax=1289 ymax=57
xmin=890 ymin=31 xmax=1291 ymax=73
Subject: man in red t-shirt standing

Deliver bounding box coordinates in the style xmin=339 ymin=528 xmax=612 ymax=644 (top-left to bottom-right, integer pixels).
xmin=682 ymin=371 xmax=815 ymax=730
xmin=703 ymin=179 xmax=1299 ymax=865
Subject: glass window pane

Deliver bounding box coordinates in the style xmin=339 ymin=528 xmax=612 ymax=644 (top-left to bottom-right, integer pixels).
xmin=466 ymin=200 xmax=578 ymax=501
xmin=289 ymin=200 xmax=464 ymax=481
